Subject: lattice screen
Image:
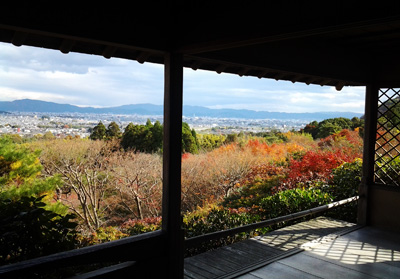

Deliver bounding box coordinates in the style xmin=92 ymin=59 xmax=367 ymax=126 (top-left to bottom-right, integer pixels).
xmin=375 ymin=88 xmax=400 ymax=186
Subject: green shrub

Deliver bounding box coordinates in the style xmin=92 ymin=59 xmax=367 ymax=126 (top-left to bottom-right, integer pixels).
xmin=183 ymin=207 xmax=258 ymax=238
xmin=221 ymin=176 xmax=279 ymax=209
xmin=121 ymin=217 xmax=162 ymax=236
xmin=323 ymin=158 xmax=362 ymax=222
xmin=0 ymin=196 xmax=77 ymax=265
xmin=183 ymin=207 xmax=261 ymax=256
xmin=260 ymin=188 xmax=333 ymax=220
xmin=0 ymin=136 xmax=78 ymax=265
xmin=78 ymin=226 xmax=128 ymax=247
xmin=329 ymin=158 xmax=362 ymax=200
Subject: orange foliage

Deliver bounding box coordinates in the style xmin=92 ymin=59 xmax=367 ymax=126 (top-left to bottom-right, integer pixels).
xmin=245 ymin=139 xmax=303 ymax=164
xmin=318 ymin=129 xmax=362 ymax=148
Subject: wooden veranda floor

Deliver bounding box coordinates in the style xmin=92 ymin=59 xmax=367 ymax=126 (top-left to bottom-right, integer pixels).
xmin=184 ymin=217 xmax=400 ymax=279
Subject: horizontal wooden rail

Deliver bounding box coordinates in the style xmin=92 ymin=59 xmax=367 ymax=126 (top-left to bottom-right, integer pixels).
xmin=0 ymin=230 xmax=166 ymax=278
xmin=185 ymin=196 xmax=359 ymax=249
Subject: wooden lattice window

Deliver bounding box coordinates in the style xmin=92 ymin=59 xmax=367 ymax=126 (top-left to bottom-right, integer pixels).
xmin=375 ymin=88 xmax=400 ymax=186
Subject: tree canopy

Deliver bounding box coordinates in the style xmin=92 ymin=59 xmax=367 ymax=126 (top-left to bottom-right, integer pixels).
xmin=120 ymin=120 xmax=199 ymax=154
xmin=302 ymin=117 xmax=364 ymax=139
xmin=0 ymin=136 xmax=77 ymax=264
xmin=89 ymin=121 xmax=106 ymax=140
xmin=106 ymin=121 xmax=122 ymax=139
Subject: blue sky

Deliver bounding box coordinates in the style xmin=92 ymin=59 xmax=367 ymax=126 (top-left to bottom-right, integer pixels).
xmin=0 ymin=42 xmax=366 ymax=113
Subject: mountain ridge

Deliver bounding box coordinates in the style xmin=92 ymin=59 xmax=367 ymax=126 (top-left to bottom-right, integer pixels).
xmin=0 ymin=99 xmax=363 ymax=121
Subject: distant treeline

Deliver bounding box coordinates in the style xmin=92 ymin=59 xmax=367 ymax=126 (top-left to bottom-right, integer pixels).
xmin=89 ymin=117 xmax=365 ymax=154
xmin=301 ymin=117 xmax=364 ymax=139
xmin=90 ymin=120 xmax=199 ymax=154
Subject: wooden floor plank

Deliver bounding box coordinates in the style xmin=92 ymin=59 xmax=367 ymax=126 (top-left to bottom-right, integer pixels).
xmin=184 ymin=261 xmax=216 ymax=279
xmin=232 ymin=240 xmax=279 ymax=258
xmin=219 ymin=246 xmax=260 ymax=264
xmin=222 ymin=244 xmax=268 ymax=261
xmin=199 ymin=247 xmax=253 ymax=268
xmin=192 ymin=253 xmax=237 ymax=272
xmin=246 ymin=262 xmax=321 ymax=279
xmin=185 ymin=257 xmax=227 ymax=277
xmin=343 ymin=227 xmax=400 ymax=252
xmin=303 ymin=251 xmax=400 ymax=279
xmin=278 ymin=252 xmax=378 ymax=279
xmin=308 ymin=237 xmax=400 ymax=264
xmin=234 ymin=274 xmax=263 ymax=279
xmin=184 ymin=265 xmax=208 ymax=279
xmin=184 ymin=217 xmax=358 ymax=279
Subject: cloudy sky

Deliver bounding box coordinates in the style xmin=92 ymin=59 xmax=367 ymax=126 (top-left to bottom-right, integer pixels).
xmin=0 ymin=42 xmax=366 ymax=113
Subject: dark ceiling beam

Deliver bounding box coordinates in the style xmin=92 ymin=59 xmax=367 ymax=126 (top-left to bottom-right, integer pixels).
xmin=102 ymin=46 xmax=117 ymax=59
xmin=184 ymin=55 xmax=361 ymax=88
xmin=238 ymin=68 xmax=250 ymax=77
xmin=11 ymin=31 xmax=26 ymax=46
xmin=59 ymin=39 xmax=75 ymax=54
xmin=0 ymin=23 xmax=166 ymax=57
xmin=136 ymin=52 xmax=151 ymax=64
xmin=190 ymin=44 xmax=368 ymax=86
xmin=178 ymin=15 xmax=400 ymax=55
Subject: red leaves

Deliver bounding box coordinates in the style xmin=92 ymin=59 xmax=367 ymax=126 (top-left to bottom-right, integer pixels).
xmin=279 ymin=149 xmax=356 ymax=191
xmin=318 ymin=129 xmax=362 ymax=148
xmin=182 ymin=153 xmax=191 ymax=160
xmin=242 ymin=164 xmax=285 ymax=186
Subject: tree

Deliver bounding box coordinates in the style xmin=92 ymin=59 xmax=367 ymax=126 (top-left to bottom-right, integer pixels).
xmin=151 ymin=120 xmax=163 ymax=152
xmin=0 ymin=196 xmax=77 ymax=265
xmin=226 ymin=133 xmax=238 ymax=144
xmin=0 ymin=136 xmax=77 ymax=264
xmin=302 ymin=118 xmax=356 ymax=139
xmin=108 ymin=152 xmax=162 ymax=220
xmin=39 ymin=139 xmax=112 ymax=231
xmin=182 ymin=122 xmax=199 ymax=154
xmin=350 ymin=117 xmax=363 ymax=129
xmin=198 ymin=134 xmax=226 ymax=150
xmin=90 ymin=121 xmax=106 ymax=140
xmin=106 ymin=121 xmax=121 ymax=139
xmin=43 ymin=131 xmax=55 ymax=140
xmin=316 ymin=122 xmax=342 ymax=139
xmin=121 ymin=122 xmax=155 ymax=152
xmin=121 ymin=121 xmax=199 ymax=154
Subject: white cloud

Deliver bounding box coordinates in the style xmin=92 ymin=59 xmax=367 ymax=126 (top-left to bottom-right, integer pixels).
xmin=0 ymin=87 xmax=81 ymax=104
xmin=0 ymin=42 xmax=366 ymax=113
xmin=0 ymin=43 xmax=165 ymax=107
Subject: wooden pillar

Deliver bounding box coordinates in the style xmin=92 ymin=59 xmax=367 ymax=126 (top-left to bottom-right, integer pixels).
xmin=162 ymin=52 xmax=184 ymax=279
xmin=358 ymin=84 xmax=379 ymax=225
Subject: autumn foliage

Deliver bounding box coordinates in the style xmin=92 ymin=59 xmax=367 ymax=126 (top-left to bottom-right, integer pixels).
xmin=2 ymin=122 xmax=367 ymax=263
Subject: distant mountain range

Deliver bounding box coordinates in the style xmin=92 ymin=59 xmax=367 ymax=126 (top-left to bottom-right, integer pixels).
xmin=0 ymin=99 xmax=363 ymax=121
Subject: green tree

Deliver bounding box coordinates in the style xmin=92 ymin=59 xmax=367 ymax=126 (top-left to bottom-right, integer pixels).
xmin=121 ymin=122 xmax=140 ymax=151
xmin=226 ymin=133 xmax=238 ymax=144
xmin=151 ymin=120 xmax=163 ymax=152
xmin=106 ymin=121 xmax=121 ymax=139
xmin=121 ymin=121 xmax=198 ymax=154
xmin=90 ymin=121 xmax=106 ymax=140
xmin=316 ymin=122 xmax=342 ymax=139
xmin=182 ymin=122 xmax=198 ymax=154
xmin=121 ymin=122 xmax=155 ymax=152
xmin=43 ymin=131 xmax=55 ymax=140
xmin=303 ymin=118 xmax=356 ymax=139
xmin=198 ymin=134 xmax=226 ymax=150
xmin=350 ymin=117 xmax=363 ymax=129
xmin=0 ymin=136 xmax=77 ymax=264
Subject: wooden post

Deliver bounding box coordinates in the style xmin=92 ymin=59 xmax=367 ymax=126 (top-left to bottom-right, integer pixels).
xmin=358 ymin=84 xmax=379 ymax=225
xmin=162 ymin=52 xmax=184 ymax=279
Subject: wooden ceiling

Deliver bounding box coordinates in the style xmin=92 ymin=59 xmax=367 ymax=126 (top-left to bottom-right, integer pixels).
xmin=2 ymin=1 xmax=400 ymax=89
